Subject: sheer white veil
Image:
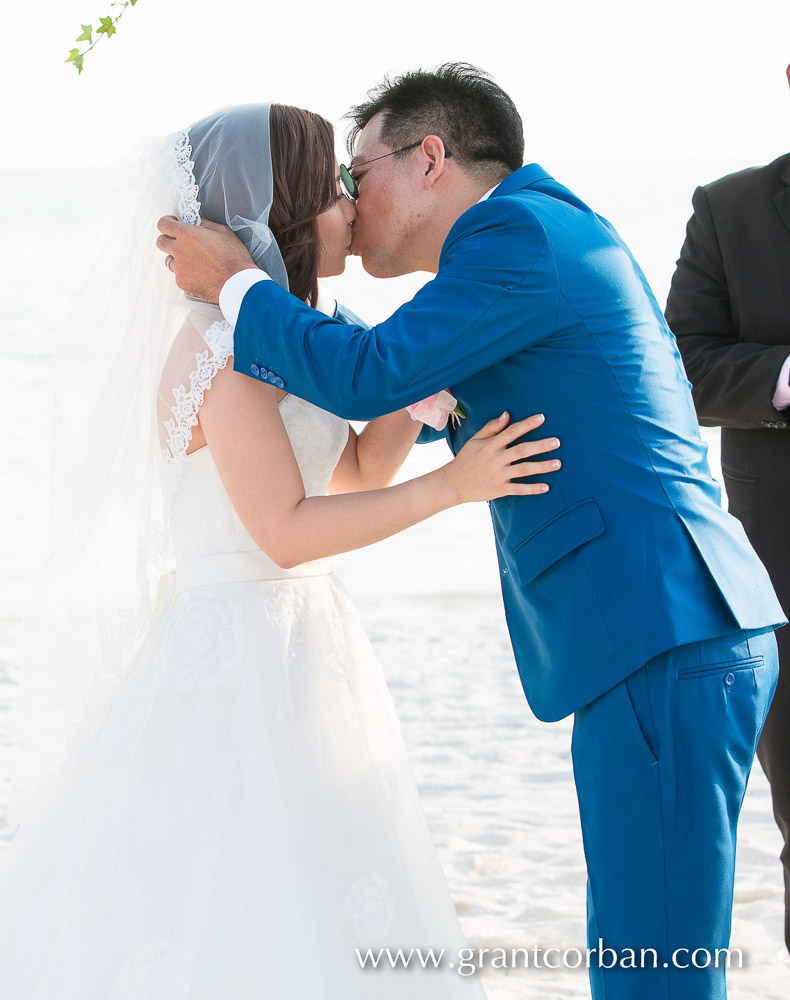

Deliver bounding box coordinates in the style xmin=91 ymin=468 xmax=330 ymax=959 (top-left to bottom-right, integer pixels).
xmin=6 ymin=103 xmax=288 ymax=834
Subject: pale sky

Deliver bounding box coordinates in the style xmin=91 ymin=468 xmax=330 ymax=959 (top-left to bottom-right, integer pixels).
xmin=3 ymin=0 xmax=789 ymax=169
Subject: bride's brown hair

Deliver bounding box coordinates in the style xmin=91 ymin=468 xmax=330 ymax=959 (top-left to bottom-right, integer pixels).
xmin=268 ymin=104 xmax=337 ymax=308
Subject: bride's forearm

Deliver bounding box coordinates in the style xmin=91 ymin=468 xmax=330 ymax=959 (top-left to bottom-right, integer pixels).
xmin=199 ymin=366 xmax=553 ymax=570
xmin=354 ymin=410 xmax=421 ymax=488
xmin=274 ymin=467 xmax=456 ymax=568
xmin=328 ymin=410 xmax=421 ymax=494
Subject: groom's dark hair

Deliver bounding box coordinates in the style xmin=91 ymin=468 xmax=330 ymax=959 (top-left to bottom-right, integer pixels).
xmin=347 ymin=63 xmax=524 ymax=180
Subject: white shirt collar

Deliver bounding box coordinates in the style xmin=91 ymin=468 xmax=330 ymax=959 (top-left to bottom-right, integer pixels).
xmin=477 ymin=183 xmax=501 ymax=203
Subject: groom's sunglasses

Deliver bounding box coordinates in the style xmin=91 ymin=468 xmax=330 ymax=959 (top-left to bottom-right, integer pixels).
xmin=339 ymin=141 xmax=453 ymax=202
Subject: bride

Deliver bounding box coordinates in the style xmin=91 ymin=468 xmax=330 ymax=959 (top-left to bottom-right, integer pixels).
xmin=0 ymin=102 xmax=559 ymax=998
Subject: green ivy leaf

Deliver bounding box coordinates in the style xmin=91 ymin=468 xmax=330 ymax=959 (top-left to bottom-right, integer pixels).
xmin=97 ymin=16 xmax=116 ymax=37
xmin=65 ymin=49 xmax=85 ymax=73
xmin=66 ymin=0 xmax=138 ymax=74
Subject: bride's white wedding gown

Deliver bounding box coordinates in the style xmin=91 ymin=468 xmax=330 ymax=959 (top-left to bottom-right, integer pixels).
xmin=0 ymin=373 xmax=486 ymax=997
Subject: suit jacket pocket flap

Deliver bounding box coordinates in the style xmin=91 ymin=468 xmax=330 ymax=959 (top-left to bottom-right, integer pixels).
xmin=513 ymin=498 xmax=605 ymax=584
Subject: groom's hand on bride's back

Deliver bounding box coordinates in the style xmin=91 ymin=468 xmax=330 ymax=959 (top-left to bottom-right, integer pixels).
xmin=156 ymin=216 xmax=256 ymax=303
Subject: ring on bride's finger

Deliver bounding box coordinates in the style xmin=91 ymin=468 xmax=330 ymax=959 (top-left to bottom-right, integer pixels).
xmin=165 ymin=255 xmax=175 ymax=272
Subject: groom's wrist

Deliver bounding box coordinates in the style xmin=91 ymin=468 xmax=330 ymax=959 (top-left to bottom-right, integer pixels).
xmin=219 ymin=268 xmax=271 ymax=327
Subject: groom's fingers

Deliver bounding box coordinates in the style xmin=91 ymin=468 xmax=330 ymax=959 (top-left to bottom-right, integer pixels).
xmin=198 ymin=218 xmax=231 ymax=233
xmin=157 ymin=216 xmax=233 ymax=239
xmin=157 ymin=215 xmax=185 ymax=238
xmin=156 ymin=233 xmax=176 ymax=253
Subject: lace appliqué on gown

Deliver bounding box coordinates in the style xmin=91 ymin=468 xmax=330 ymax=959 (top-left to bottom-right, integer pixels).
xmin=156 ymin=589 xmax=241 ymax=693
xmin=343 ymin=872 xmax=397 ymax=941
xmin=109 ymin=937 xmax=183 ymax=999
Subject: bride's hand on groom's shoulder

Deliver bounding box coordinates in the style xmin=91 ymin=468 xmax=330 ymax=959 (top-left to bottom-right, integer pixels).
xmin=443 ymin=412 xmax=561 ymax=505
xmin=156 ymin=216 xmax=256 ymax=303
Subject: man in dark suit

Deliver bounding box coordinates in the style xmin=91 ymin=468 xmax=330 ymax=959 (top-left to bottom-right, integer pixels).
xmin=665 ymin=65 xmax=790 ymax=955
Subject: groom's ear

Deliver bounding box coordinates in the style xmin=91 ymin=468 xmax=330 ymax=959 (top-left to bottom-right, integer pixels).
xmin=420 ymin=136 xmax=452 ymax=190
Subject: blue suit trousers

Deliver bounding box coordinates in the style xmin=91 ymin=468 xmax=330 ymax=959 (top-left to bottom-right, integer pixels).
xmin=572 ymin=626 xmax=779 ymax=999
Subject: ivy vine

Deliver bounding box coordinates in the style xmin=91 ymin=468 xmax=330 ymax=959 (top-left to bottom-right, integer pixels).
xmin=65 ymin=0 xmax=139 ymax=74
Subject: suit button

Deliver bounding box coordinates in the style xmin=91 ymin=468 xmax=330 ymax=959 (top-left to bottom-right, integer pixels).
xmin=251 ymin=364 xmax=260 ymax=377
xmin=275 ymin=377 xmax=285 ymax=389
xmin=724 ymin=672 xmax=736 ymax=687
xmin=502 ymin=568 xmax=508 ymax=575
xmin=267 ymin=372 xmax=277 ymax=384
xmin=780 ymin=422 xmax=787 ymax=429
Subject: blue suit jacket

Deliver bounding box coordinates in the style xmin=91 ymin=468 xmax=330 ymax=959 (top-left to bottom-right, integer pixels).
xmin=233 ymin=163 xmax=786 ymax=721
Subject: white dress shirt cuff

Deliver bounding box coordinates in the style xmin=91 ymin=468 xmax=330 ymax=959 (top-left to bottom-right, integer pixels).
xmin=218 ymin=269 xmax=270 ymax=328
xmin=772 ymin=354 xmax=790 ymax=411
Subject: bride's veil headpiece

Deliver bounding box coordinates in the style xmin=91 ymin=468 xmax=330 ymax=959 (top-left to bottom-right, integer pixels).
xmin=6 ymin=103 xmax=288 ymax=832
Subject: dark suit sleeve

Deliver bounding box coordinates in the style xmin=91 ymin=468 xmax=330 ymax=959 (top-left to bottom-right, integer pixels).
xmin=665 ymin=184 xmax=790 ymax=430
xmin=232 ymin=198 xmax=558 ymax=420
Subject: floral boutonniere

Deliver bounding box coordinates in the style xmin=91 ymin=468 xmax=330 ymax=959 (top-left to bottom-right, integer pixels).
xmin=406 ymin=390 xmax=467 ymax=431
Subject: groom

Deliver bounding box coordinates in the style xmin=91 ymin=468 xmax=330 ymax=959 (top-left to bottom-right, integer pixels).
xmin=157 ymin=64 xmax=784 ymax=998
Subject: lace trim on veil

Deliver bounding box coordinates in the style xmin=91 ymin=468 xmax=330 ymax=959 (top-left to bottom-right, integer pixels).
xmin=161 ymin=320 xmax=234 ymax=489
xmin=172 ymin=130 xmax=202 ymax=226
xmin=90 ymin=132 xmax=224 ymax=729
xmin=161 ymin=132 xmax=234 ymax=495
xmin=104 ymin=131 xmax=231 ymax=683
